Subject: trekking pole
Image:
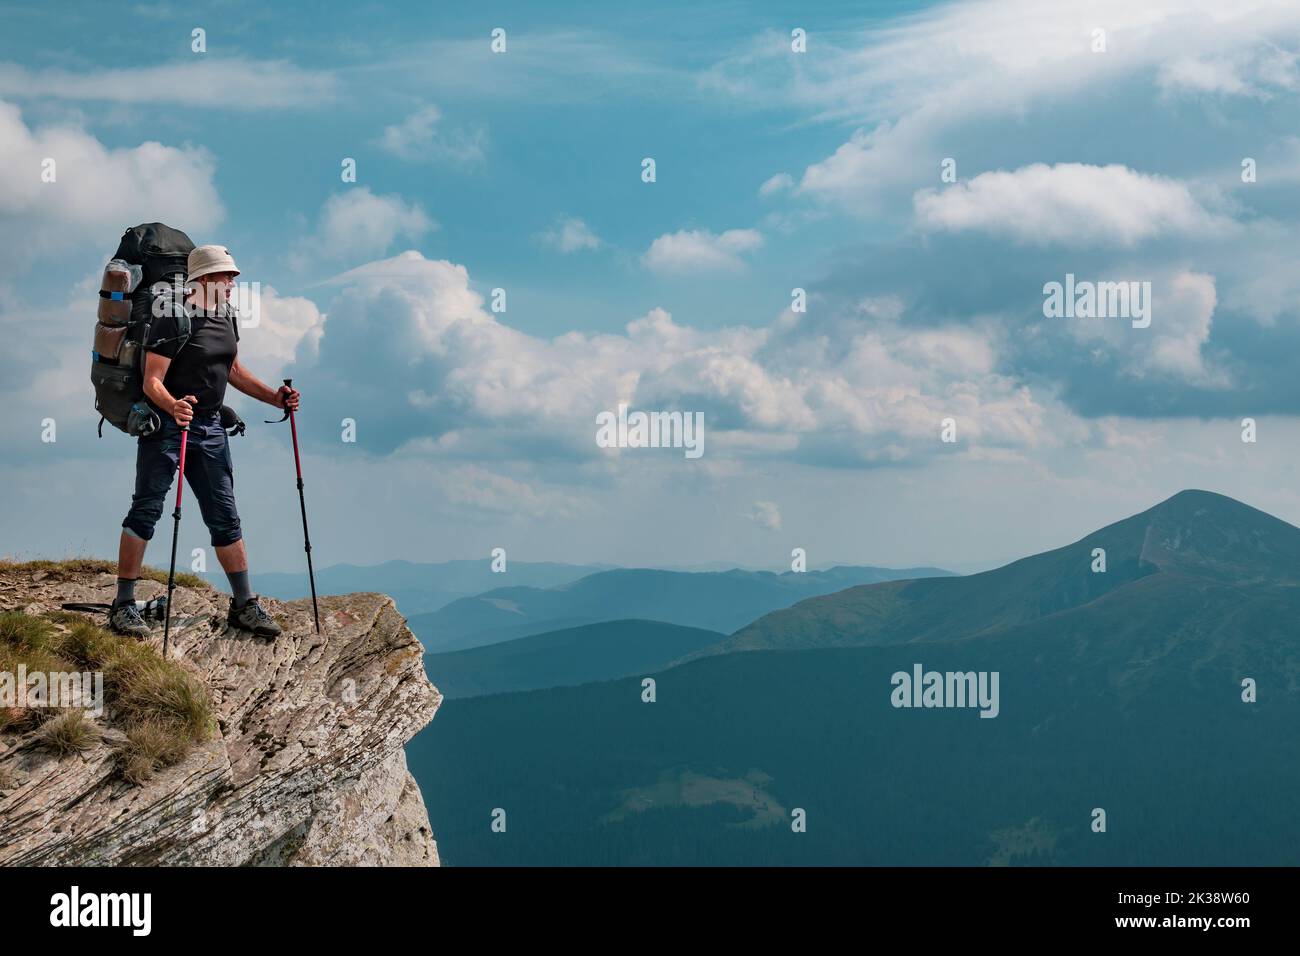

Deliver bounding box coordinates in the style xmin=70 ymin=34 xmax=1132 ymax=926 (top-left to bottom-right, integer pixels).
xmin=162 ymin=424 xmax=190 ymax=659
xmin=266 ymin=378 xmax=320 ymax=633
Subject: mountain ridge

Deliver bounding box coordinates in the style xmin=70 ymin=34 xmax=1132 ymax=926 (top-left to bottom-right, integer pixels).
xmin=708 ymin=489 xmax=1300 ymax=656
xmin=213 ymin=558 xmax=612 ymax=617
xmin=412 ymin=564 xmax=956 ymax=652
xmin=425 ymin=619 xmax=727 ymax=698
xmin=407 ymin=489 xmax=1300 ymax=865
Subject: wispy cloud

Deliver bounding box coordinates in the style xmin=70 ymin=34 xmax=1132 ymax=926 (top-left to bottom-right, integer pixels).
xmin=539 ymin=216 xmax=602 ymax=253
xmin=0 ymin=58 xmax=338 ymax=109
xmin=745 ymin=501 xmax=782 ymax=531
xmin=758 ymin=173 xmax=793 ymax=197
xmin=1158 ymin=48 xmax=1300 ymax=98
xmin=356 ymin=30 xmax=686 ymax=103
xmin=376 ymin=104 xmax=486 ymax=164
xmin=701 ymin=0 xmax=1300 ymax=211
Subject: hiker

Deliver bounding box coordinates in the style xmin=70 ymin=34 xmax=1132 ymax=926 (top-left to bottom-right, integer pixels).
xmin=109 ymin=244 xmax=300 ymax=640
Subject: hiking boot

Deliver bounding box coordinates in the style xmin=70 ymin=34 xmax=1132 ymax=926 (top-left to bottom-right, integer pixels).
xmin=227 ymin=596 xmax=282 ymax=638
xmin=108 ymin=599 xmax=151 ymax=639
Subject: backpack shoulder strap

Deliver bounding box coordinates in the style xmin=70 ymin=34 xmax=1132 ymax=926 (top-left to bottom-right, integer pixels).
xmin=146 ymin=310 xmax=192 ymax=354
xmin=175 ymin=310 xmax=192 ymax=351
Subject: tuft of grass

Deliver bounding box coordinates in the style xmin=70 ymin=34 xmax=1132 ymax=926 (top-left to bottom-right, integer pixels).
xmin=36 ymin=710 xmax=98 ymax=756
xmin=0 ymin=612 xmax=68 ymax=659
xmin=112 ymin=657 xmax=213 ymax=742
xmin=117 ymin=720 xmax=194 ymax=785
xmin=0 ymin=558 xmax=119 ymax=580
xmin=0 ymin=611 xmax=215 ymax=784
xmin=141 ymin=565 xmax=208 ymax=590
xmin=57 ymin=618 xmax=215 ymax=779
xmin=43 ymin=609 xmax=89 ymax=627
xmin=1 ymin=615 xmax=74 ymax=734
xmin=0 ymin=706 xmax=55 ymax=734
xmin=0 ymin=558 xmax=208 ymax=590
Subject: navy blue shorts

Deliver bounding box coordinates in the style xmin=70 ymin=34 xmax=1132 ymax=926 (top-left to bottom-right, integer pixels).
xmin=122 ymin=411 xmax=243 ymax=547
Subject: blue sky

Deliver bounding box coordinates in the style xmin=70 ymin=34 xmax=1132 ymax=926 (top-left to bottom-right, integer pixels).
xmin=3 ymin=0 xmax=1300 ymax=576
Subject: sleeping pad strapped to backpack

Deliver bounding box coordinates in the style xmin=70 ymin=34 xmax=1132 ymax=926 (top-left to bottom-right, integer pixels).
xmin=90 ymin=222 xmax=194 ymax=437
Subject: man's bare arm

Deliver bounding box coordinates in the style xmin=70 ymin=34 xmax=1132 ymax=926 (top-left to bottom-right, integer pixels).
xmin=143 ymin=352 xmax=196 ymax=426
xmin=229 ymin=357 xmax=300 ymax=410
xmin=228 ymin=357 xmax=279 ymax=405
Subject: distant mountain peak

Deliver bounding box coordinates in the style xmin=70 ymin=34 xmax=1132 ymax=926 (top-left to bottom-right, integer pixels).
xmin=1133 ymin=490 xmax=1300 ymax=583
xmin=715 ymin=490 xmax=1300 ymax=656
xmin=1149 ymin=488 xmax=1273 ymax=518
xmin=1160 ymin=488 xmax=1232 ymax=503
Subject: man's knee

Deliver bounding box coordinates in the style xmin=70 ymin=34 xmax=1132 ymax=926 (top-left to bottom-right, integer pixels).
xmin=122 ymin=500 xmax=165 ymax=541
xmin=126 ymin=434 xmax=179 ymax=542
xmin=209 ymin=518 xmax=242 ymax=548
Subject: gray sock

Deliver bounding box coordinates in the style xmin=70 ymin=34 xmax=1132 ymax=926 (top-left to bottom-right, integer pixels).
xmin=226 ymin=569 xmax=253 ymax=606
xmin=115 ymin=576 xmax=138 ymax=606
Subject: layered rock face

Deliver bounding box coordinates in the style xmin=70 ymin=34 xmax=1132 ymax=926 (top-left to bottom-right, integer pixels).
xmin=0 ymin=565 xmax=441 ymax=866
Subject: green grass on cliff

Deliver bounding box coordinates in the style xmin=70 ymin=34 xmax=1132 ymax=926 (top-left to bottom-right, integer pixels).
xmin=0 ymin=557 xmax=208 ymax=590
xmin=0 ymin=611 xmax=215 ymax=784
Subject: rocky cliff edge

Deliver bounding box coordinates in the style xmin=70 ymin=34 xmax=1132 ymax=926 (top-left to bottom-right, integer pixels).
xmin=0 ymin=561 xmax=441 ymax=866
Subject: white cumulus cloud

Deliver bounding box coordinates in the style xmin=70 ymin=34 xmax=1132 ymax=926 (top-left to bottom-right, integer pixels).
xmin=642 ymin=228 xmax=763 ymax=274
xmin=1063 ymin=270 xmax=1226 ymax=385
xmin=290 ymin=188 xmax=434 ymax=270
xmin=913 ymin=163 xmax=1225 ymax=246
xmin=293 ymin=250 xmax=1069 ymax=465
xmin=0 ymin=99 xmax=223 ymax=271
xmin=240 ymin=287 xmax=326 ymax=367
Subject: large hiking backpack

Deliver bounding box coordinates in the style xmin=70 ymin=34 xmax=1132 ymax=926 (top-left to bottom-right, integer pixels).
xmin=90 ymin=223 xmax=195 ymax=437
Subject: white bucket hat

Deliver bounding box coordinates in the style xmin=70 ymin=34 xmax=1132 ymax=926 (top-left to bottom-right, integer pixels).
xmin=187 ymin=244 xmax=240 ymax=282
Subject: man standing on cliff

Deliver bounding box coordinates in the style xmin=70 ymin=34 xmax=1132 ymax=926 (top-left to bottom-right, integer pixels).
xmin=109 ymin=245 xmax=299 ymax=640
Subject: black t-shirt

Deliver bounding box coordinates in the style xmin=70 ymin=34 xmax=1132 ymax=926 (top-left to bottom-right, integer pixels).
xmin=145 ymin=303 xmax=240 ymax=415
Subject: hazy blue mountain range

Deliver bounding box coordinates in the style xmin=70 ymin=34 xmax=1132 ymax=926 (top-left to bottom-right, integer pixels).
xmin=424 ymin=620 xmax=726 ymax=699
xmin=409 ymin=565 xmax=955 ymax=652
xmin=708 ymin=488 xmax=1300 ymax=655
xmin=205 ymin=559 xmax=611 ymax=616
xmin=409 ymin=490 xmax=1300 ymax=865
